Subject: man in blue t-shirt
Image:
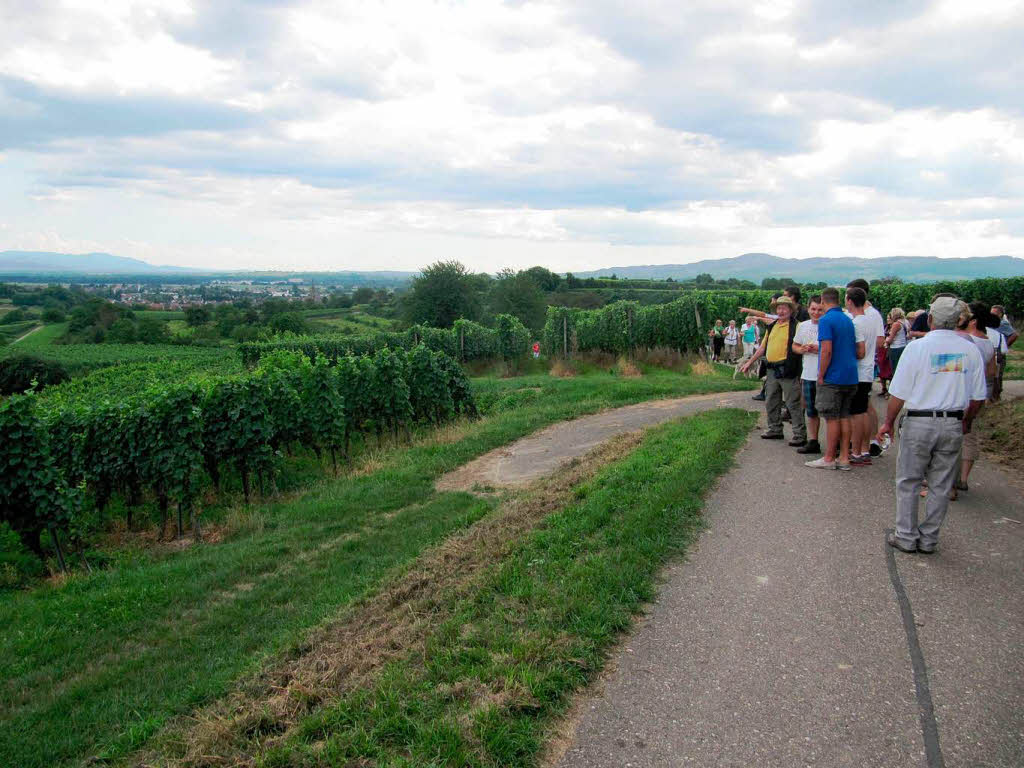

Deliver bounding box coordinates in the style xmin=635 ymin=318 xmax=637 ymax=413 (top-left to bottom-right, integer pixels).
xmin=806 ymin=286 xmax=864 ymax=470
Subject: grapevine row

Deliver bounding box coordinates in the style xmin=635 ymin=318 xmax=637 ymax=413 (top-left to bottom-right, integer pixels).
xmin=239 ymin=315 xmax=531 ymax=367
xmin=1 ymin=346 xmax=477 ymax=561
xmin=542 ymin=278 xmax=1024 ymax=357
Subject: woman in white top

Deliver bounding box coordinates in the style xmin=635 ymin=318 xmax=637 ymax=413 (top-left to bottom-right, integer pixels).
xmin=724 ymin=320 xmax=740 ymax=361
xmin=884 ymin=307 xmax=910 ymax=372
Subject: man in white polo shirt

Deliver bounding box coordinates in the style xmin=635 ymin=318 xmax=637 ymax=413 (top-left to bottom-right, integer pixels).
xmin=877 ymin=297 xmax=987 ymax=554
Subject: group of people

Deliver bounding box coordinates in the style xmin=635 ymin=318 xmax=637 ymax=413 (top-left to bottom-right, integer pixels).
xmin=729 ymin=279 xmax=1017 ymax=554
xmin=707 ymin=317 xmax=760 ymax=362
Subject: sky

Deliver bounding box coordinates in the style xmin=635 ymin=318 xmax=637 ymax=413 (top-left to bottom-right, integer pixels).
xmin=1 ymin=0 xmax=1023 ymax=273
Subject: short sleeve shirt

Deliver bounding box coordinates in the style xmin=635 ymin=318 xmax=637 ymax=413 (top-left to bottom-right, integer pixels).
xmin=817 ymin=307 xmax=858 ymax=386
xmin=742 ymin=323 xmax=757 ymax=343
xmin=997 ymin=317 xmax=1016 ymax=338
xmin=794 ymin=319 xmax=819 ymax=381
xmin=987 ymin=327 xmax=1007 ymax=355
xmin=852 ymin=314 xmax=876 ymax=382
xmin=888 ymin=329 xmax=987 ymax=410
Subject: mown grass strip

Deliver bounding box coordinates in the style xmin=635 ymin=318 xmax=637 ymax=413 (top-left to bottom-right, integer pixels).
xmin=259 ymin=408 xmax=756 ymax=767
xmin=1 ymin=370 xmax=753 ymax=768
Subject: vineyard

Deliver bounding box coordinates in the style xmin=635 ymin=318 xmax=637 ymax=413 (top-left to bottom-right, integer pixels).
xmin=240 ymin=314 xmax=531 ymax=366
xmin=0 ymin=346 xmax=476 ymax=565
xmin=541 ymin=277 xmax=1024 ymax=357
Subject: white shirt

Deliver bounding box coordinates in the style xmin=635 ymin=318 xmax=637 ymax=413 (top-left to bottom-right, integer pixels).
xmin=888 ymin=329 xmax=987 ymax=410
xmin=794 ymin=319 xmax=819 ymax=381
xmin=852 ymin=314 xmax=875 ymax=382
xmin=724 ymin=327 xmax=739 ymax=344
xmin=866 ymin=304 xmax=886 ymax=344
xmin=987 ymin=327 xmax=1008 ymax=355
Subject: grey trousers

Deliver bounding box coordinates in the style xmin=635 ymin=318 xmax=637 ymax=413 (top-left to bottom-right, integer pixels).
xmin=894 ymin=416 xmax=963 ymax=547
xmin=764 ymin=369 xmax=806 ymax=440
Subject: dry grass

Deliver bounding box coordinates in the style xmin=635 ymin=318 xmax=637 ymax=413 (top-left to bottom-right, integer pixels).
xmin=580 ymin=350 xmax=617 ymax=369
xmin=616 ymin=356 xmax=642 ymax=377
xmin=549 ymin=358 xmax=578 ymax=378
xmin=977 ymin=396 xmax=1024 ymax=475
xmin=128 ymin=432 xmax=648 ymax=768
xmin=689 ymin=359 xmax=715 ymax=376
xmin=635 ymin=346 xmax=680 ymax=371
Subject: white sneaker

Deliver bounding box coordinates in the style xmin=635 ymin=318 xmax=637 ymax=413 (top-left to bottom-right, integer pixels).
xmin=805 ymin=458 xmax=837 ymax=469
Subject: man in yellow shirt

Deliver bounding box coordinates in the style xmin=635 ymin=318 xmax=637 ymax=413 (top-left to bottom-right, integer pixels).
xmin=741 ymin=297 xmax=807 ymax=445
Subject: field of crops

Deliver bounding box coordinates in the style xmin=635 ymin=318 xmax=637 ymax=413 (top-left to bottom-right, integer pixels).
xmin=0 ymin=339 xmax=234 ymax=376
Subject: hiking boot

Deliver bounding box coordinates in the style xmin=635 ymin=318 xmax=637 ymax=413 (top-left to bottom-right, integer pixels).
xmin=788 ymin=438 xmax=807 ymax=447
xmin=796 ymin=440 xmax=821 ymax=454
xmin=761 ymin=432 xmax=784 ymax=440
xmin=887 ymin=532 xmax=917 ymax=553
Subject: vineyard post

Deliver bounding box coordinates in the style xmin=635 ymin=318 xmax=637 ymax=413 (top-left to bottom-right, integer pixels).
xmin=562 ymin=315 xmax=568 ymax=358
xmin=47 ymin=522 xmax=68 ymax=573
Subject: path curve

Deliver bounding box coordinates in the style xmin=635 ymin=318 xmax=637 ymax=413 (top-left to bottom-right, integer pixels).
xmin=437 ymin=390 xmax=760 ymax=492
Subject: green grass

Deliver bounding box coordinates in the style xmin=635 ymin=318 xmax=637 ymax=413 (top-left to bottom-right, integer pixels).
xmin=0 ymin=340 xmax=235 ymax=377
xmin=0 ymin=367 xmax=754 ymax=768
xmin=8 ymin=321 xmax=67 ymax=349
xmin=266 ymin=409 xmax=757 ymax=767
xmin=1004 ymin=345 xmax=1023 ymax=380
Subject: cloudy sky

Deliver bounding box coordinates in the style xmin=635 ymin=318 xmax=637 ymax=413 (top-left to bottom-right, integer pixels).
xmin=2 ymin=0 xmax=1023 ymax=272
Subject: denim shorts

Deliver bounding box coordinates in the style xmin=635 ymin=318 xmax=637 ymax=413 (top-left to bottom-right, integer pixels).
xmin=802 ymin=379 xmax=818 ymax=418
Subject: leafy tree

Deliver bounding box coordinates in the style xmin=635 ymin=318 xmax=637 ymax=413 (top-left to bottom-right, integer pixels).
xmin=523 ymin=266 xmax=562 ymax=292
xmin=268 ymin=312 xmax=310 ymax=336
xmin=135 ymin=317 xmax=171 ymax=344
xmin=695 ymin=273 xmax=715 ymax=285
xmin=184 ymin=306 xmax=212 ymax=326
xmin=489 ymin=269 xmax=547 ymax=332
xmin=565 ymin=272 xmax=582 ymax=289
xmin=352 ymin=286 xmax=375 ymax=304
xmin=106 ymin=318 xmax=137 ymax=344
xmin=41 ymin=307 xmax=65 ymax=323
xmin=0 ymin=309 xmax=28 ymax=325
xmin=403 ymin=260 xmax=482 ymax=328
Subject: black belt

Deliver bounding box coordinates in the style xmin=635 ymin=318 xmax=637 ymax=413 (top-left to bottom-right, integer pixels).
xmin=906 ymin=410 xmax=964 ymax=418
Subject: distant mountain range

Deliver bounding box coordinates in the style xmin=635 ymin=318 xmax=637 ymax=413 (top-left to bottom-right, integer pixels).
xmin=576 ymin=253 xmax=1024 ymax=283
xmin=0 ymin=251 xmax=198 ymax=274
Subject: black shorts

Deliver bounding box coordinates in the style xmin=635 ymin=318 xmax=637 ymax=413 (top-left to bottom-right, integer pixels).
xmin=850 ymin=381 xmax=872 ymax=416
xmin=816 ymin=383 xmax=856 ymax=419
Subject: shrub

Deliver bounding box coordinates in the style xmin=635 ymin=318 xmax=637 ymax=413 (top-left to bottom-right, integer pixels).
xmin=0 ymin=355 xmax=70 ymax=395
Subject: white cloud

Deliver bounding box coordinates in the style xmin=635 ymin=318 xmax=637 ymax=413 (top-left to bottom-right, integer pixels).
xmin=0 ymin=0 xmax=1022 ymax=270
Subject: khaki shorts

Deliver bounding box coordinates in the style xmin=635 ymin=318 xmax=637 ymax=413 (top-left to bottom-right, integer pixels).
xmin=816 ymin=383 xmax=857 ymax=419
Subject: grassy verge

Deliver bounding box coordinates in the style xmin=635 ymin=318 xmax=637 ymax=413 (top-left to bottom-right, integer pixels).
xmin=1004 ymin=345 xmax=1023 ymax=380
xmin=1 ymin=367 xmax=754 ymax=768
xmin=977 ymin=396 xmax=1024 ymax=473
xmin=251 ymin=409 xmax=756 ymax=767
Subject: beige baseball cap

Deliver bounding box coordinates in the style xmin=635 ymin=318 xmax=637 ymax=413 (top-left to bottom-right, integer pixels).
xmin=928 ymin=296 xmax=966 ymax=328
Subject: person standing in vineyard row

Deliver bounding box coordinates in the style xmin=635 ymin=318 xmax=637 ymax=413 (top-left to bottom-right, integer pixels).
xmin=740 ymin=316 xmax=760 ymax=358
xmin=878 ymin=297 xmax=987 ymax=554
xmin=724 ymin=320 xmax=739 ymax=362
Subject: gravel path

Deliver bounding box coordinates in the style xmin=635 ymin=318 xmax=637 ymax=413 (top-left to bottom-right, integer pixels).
xmin=554 ymin=381 xmax=1024 ymax=768
xmin=437 ymin=391 xmax=760 ymax=492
